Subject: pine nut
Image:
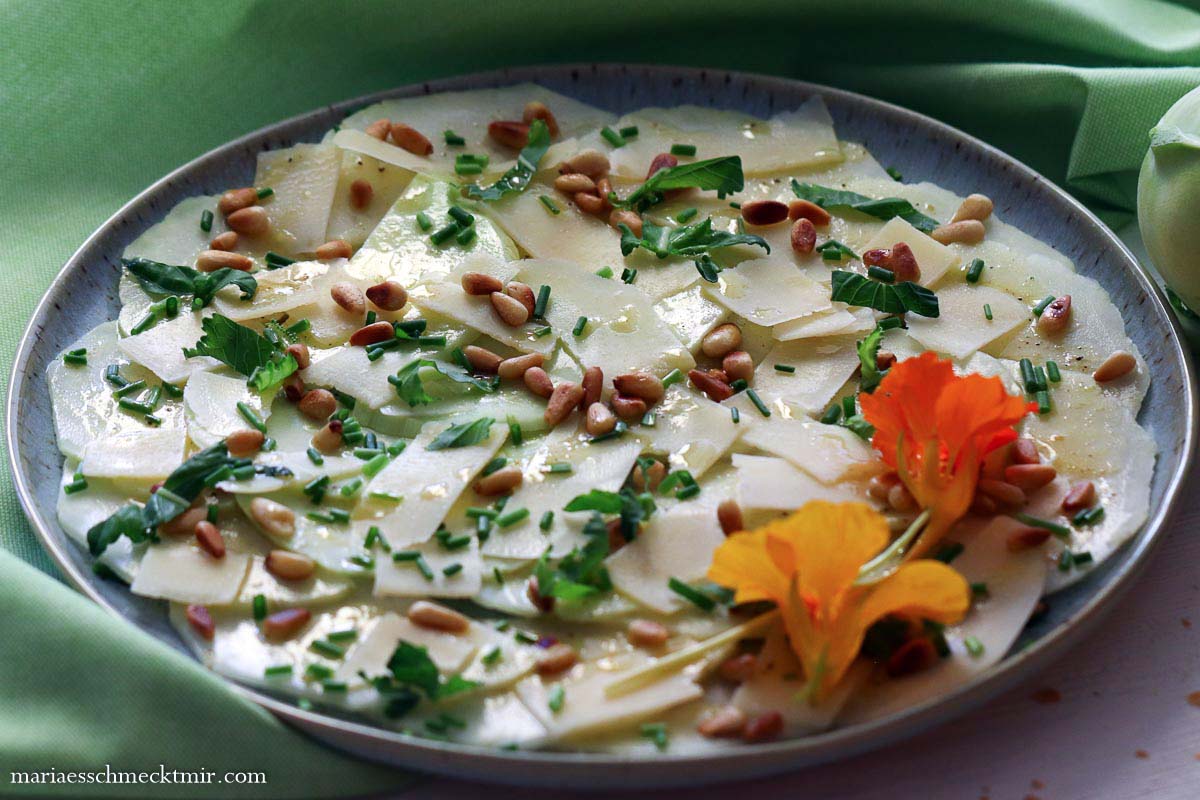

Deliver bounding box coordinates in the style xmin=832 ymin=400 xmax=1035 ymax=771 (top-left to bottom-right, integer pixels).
xmin=581 ymin=366 xmax=603 ymax=409
xmin=461 ymin=271 xmax=504 ymax=295
xmin=613 ymin=371 xmax=664 ymax=403
xmin=574 ymin=191 xmax=606 ymax=215
xmin=864 ymin=243 xmax=920 ymax=283
xmin=1037 ymin=295 xmax=1072 ymax=335
xmin=408 ymin=600 xmax=470 ymax=633
xmin=970 ymin=493 xmax=998 ymax=516
xmin=888 ymin=482 xmax=917 ymax=512
xmin=349 ymin=178 xmax=374 ymax=210
xmin=349 ymin=320 xmax=395 ymax=347
xmin=194 ymin=520 xmax=226 ymax=559
xmin=505 ymin=282 xmax=536 ymax=316
xmin=330 ymin=282 xmax=366 ymax=315
xmin=364 ymin=118 xmax=391 ymax=141
xmin=315 ymin=239 xmax=352 ymax=260
xmin=978 ymin=478 xmax=1026 ymax=507
xmin=1006 ymin=526 xmax=1051 ymax=552
xmin=1062 ymin=480 xmax=1096 ymax=512
xmin=282 ymin=374 xmax=305 ymax=402
xmin=545 ymin=382 xmax=584 ymax=427
xmin=721 ymin=350 xmax=754 ymax=382
xmin=627 ymin=619 xmax=669 ymax=648
xmin=787 ymin=199 xmax=832 ymax=225
xmin=209 ymin=231 xmax=239 ymax=251
xmin=249 ymin=497 xmax=296 ymax=539
xmin=585 ymin=402 xmax=617 ymax=436
xmin=559 ymin=149 xmax=610 ymax=179
xmin=866 ymin=472 xmax=900 ymax=501
xmin=196 ymin=250 xmax=252 ymax=273
xmin=311 ymin=419 xmax=344 ymax=453
xmin=534 ymin=643 xmax=578 ymax=675
xmin=697 ymin=705 xmax=748 ymax=738
xmin=743 ymin=711 xmax=784 ymax=743
xmin=464 ymin=345 xmax=503 ymax=374
xmin=298 ymin=389 xmax=337 ymax=420
xmin=718 ymin=653 xmax=758 ymax=683
xmin=610 ymin=209 xmax=642 ymax=238
xmin=286 ymin=342 xmax=310 ymax=370
xmin=487 ymin=120 xmax=530 ymax=149
xmin=630 ymin=460 xmax=665 ymax=492
xmin=226 ymin=206 xmax=270 ymax=237
xmin=217 ymin=187 xmax=258 ymax=216
xmin=527 ymin=577 xmax=555 ymax=613
xmin=931 ymin=219 xmax=986 ymax=245
xmin=1094 ymin=350 xmax=1136 ymax=383
xmin=490 ymin=291 xmax=530 ymax=326
xmin=790 ymin=217 xmax=817 ymax=255
xmin=610 ymin=393 xmax=647 ymax=421
xmin=886 ymin=638 xmax=939 ymax=677
xmin=365 ymin=280 xmax=408 ymax=311
xmin=1004 ymin=463 xmax=1057 ymax=491
xmin=951 ymin=193 xmax=994 ymax=223
xmin=225 ymin=429 xmax=265 ymax=458
xmin=160 ymin=505 xmax=208 ymax=537
xmin=554 ymin=173 xmax=595 ymax=194
xmin=594 ymin=178 xmax=614 ymax=209
xmin=388 ymin=122 xmax=433 ymax=155
xmin=522 ymin=101 xmax=559 ymax=137
xmin=523 ymin=366 xmax=554 ymax=398
xmin=266 ymin=549 xmax=316 ymax=581
xmin=262 ymin=607 xmax=311 ymax=641
xmin=1012 ymin=438 xmax=1040 ymax=464
xmin=717 ymin=499 xmax=744 ymax=536
xmin=701 ymin=323 xmax=742 ymax=359
xmin=740 ymin=200 xmax=789 ymax=227
xmin=497 ymin=352 xmax=544 ymax=380
xmin=475 ymin=466 xmax=524 ymax=497
xmin=186 ymin=604 xmax=215 ymax=640
xmin=688 ymin=369 xmax=734 ymax=402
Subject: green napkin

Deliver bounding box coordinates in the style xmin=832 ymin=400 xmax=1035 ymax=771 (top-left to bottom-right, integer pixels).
xmin=2 ymin=0 xmax=1198 ymax=795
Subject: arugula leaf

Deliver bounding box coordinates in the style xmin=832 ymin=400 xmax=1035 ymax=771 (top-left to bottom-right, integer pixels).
xmin=619 ymin=218 xmax=769 ymax=283
xmin=831 ymin=271 xmax=939 ymax=318
xmin=392 ymin=359 xmax=496 ymax=407
xmin=463 ymin=119 xmax=550 ymax=201
xmin=616 ymin=156 xmax=745 ymax=212
xmin=86 ymin=503 xmax=155 ymax=557
xmin=124 ymin=257 xmax=256 ymax=306
xmin=183 ymin=314 xmax=298 ymax=391
xmin=857 ymin=325 xmax=887 ymax=394
xmin=384 ymin=642 xmax=482 ymax=701
xmin=791 ymin=182 xmax=940 ymax=233
xmin=426 ymin=417 xmax=495 ymax=451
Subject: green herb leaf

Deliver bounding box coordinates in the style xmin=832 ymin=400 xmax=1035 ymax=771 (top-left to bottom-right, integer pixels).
xmin=830 ymin=271 xmax=939 ymax=318
xmin=617 ymin=156 xmax=745 ymax=212
xmin=387 ymin=642 xmax=441 ymax=697
xmin=183 ymin=314 xmax=298 ymax=390
xmin=619 ymin=217 xmax=768 ymax=283
xmin=534 ymin=513 xmax=614 ymax=600
xmin=426 ymin=417 xmax=495 ymax=451
xmin=791 ymin=182 xmax=940 ymax=233
xmin=857 ymin=325 xmax=888 ymax=394
xmin=564 ymin=489 xmax=624 ymax=515
xmin=464 ymin=119 xmax=551 ymax=201
xmin=124 ymin=258 xmax=256 ymax=306
xmin=85 ymin=503 xmax=154 ymax=557
xmin=392 ymin=359 xmax=496 ymax=407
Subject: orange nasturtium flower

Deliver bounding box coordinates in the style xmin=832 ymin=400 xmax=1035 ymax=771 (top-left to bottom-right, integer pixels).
xmin=858 ymin=352 xmax=1035 ymax=559
xmin=707 ymin=501 xmax=969 ymax=701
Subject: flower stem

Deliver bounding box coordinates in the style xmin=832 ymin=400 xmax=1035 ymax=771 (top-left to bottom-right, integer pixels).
xmin=855 ymin=508 xmax=932 ymax=585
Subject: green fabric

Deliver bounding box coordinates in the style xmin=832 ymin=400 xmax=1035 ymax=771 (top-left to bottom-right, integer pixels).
xmin=1 ymin=0 xmax=1197 ymax=795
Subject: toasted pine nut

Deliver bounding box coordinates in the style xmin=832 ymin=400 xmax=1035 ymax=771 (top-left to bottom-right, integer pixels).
xmin=226 ymin=206 xmax=270 ymax=237
xmin=581 ymin=366 xmax=603 ymax=409
xmin=262 ymin=607 xmax=311 ymax=641
xmin=209 ymin=231 xmax=239 ymax=251
xmin=717 ymin=499 xmax=744 ymax=536
xmin=545 ymin=382 xmax=584 ymax=427
xmin=286 ymin=342 xmax=310 ymax=370
xmin=408 ymin=600 xmax=470 ymax=633
xmin=196 ymin=250 xmax=252 ymax=273
xmin=721 ymin=350 xmax=754 ymax=382
xmin=688 ymin=369 xmax=734 ymax=402
xmin=194 ymin=520 xmax=226 ymax=558
xmin=888 ymin=482 xmax=917 ymax=512
xmin=249 ymin=497 xmax=296 ymax=539
xmin=610 ymin=393 xmax=647 ymax=421
xmin=298 ymin=389 xmax=337 ymax=420
xmin=461 ymin=271 xmax=504 ymax=295
xmin=1004 ymin=463 xmax=1057 ymax=491
xmin=330 ymin=282 xmax=367 ymax=315
xmin=701 ymin=323 xmax=742 ymax=359
xmin=790 ymin=217 xmax=817 ymax=255
xmin=364 ymin=118 xmax=391 ymax=140
xmin=388 ymin=122 xmax=433 ymax=155
xmin=527 ymin=577 xmax=555 ymax=613
xmin=698 ymin=705 xmax=748 ymax=739
xmin=866 ymin=472 xmax=900 ymax=501
xmin=554 ymin=173 xmax=595 ymax=194
xmin=1006 ymin=526 xmax=1051 ymax=552
xmin=886 ymin=638 xmax=939 ymax=677
xmin=505 ymin=281 xmax=537 ymax=316
xmin=1037 ymin=295 xmax=1072 ymax=335
xmin=464 ymin=345 xmax=503 ymax=374
xmin=559 ymin=149 xmax=610 ymax=179
xmin=788 ymin=199 xmax=832 ymax=225
xmin=971 ymin=493 xmax=998 ymax=515
xmin=951 ymin=193 xmax=994 ymax=223
xmin=630 ymin=460 xmax=665 ymax=492
xmin=490 ymin=291 xmax=530 ymax=326
xmin=627 ymin=619 xmax=669 ymax=648
xmin=534 ymin=643 xmax=578 ymax=675
xmin=266 ymin=549 xmax=316 ymax=581
xmin=522 ymin=101 xmax=559 ymax=137
xmin=643 ymin=153 xmax=678 ymax=181
xmin=349 ymin=320 xmax=395 ymax=347
xmin=574 ymin=191 xmax=606 ymax=215
xmin=315 ymin=239 xmax=352 ymax=260
xmin=585 ymin=402 xmax=617 ymax=436
xmin=864 ymin=243 xmax=920 ymax=283
xmin=365 ymin=280 xmax=408 ymax=311
xmin=1094 ymin=350 xmax=1136 ymax=383
xmin=160 ymin=505 xmax=208 ymax=537
xmin=217 ymin=187 xmax=258 ymax=216
xmin=1012 ymin=438 xmax=1040 ymax=464
xmin=311 ymin=419 xmax=344 ymax=453
xmin=282 ymin=374 xmax=305 ymax=402
xmin=610 ymin=209 xmax=642 ymax=238
xmin=931 ymin=219 xmax=986 ymax=245
xmin=523 ymin=366 xmax=554 ymax=398
xmin=718 ymin=653 xmax=758 ymax=683
xmin=475 ymin=466 xmax=524 ymax=497
xmin=1062 ymin=481 xmax=1096 ymax=512
xmin=186 ymin=604 xmax=215 ymax=640
xmin=349 ymin=178 xmax=374 ymax=210
xmin=225 ymin=429 xmax=265 ymax=458
xmin=876 ymin=350 xmax=897 ymax=370
xmin=743 ymin=711 xmax=784 ymax=743
xmin=978 ymin=478 xmax=1026 ymax=507
xmin=613 ymin=371 xmax=664 ymax=403
xmin=488 ymin=120 xmax=530 ymax=149
xmin=497 ymin=352 xmax=545 ymax=380
xmin=594 ymin=178 xmax=613 ymax=208
xmin=740 ymin=199 xmax=789 ymax=227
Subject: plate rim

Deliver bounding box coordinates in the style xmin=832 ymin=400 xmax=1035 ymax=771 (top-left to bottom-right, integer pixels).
xmin=7 ymin=62 xmax=1197 ymax=783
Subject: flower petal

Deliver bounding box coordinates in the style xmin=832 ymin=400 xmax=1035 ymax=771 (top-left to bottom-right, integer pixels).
xmin=706 ymin=528 xmax=789 ymax=605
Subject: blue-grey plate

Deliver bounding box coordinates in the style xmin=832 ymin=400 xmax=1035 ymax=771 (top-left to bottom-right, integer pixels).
xmin=6 ymin=64 xmax=1196 ymax=788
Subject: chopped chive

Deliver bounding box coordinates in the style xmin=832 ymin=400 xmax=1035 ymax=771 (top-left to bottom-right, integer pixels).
xmin=303 ymin=475 xmax=330 ymax=502
xmin=1057 ymin=550 xmax=1074 ymax=572
xmin=675 ymin=207 xmax=698 ymax=224
xmin=534 ymin=325 xmax=553 ymax=338
xmin=507 ymin=416 xmax=523 ymax=446
xmin=548 ymin=684 xmax=565 ymax=713
xmin=365 ymin=310 xmax=377 ymax=326
xmin=455 ymin=226 xmax=477 ymax=247
xmin=265 ymin=251 xmax=295 ymax=269
xmin=306 ymin=447 xmax=325 ymax=466
xmin=63 ymin=477 xmax=89 ymax=495
xmin=1036 ymin=390 xmax=1052 ymax=415
xmin=572 ymin=316 xmax=588 ymax=336
xmin=773 ymin=364 xmax=796 ymax=374
xmin=963 ymin=636 xmax=985 ymax=658
xmin=1073 ymin=550 xmax=1094 ymax=566
xmin=1046 ymin=360 xmax=1061 ymax=382
xmin=640 ymin=722 xmax=669 ymax=751
xmin=933 ymin=542 xmax=965 ymax=564
xmin=670 ymin=143 xmax=697 ymax=157
xmin=539 ymin=511 xmax=554 ymax=531
xmin=1032 ymin=295 xmax=1055 ymax=316
xmin=441 ymin=563 xmax=464 ymax=577
xmin=264 ymin=665 xmax=292 ymax=677
xmin=340 ymin=478 xmax=363 ymax=497
xmin=143 ymin=413 xmax=163 ymax=427
xmin=62 ymin=351 xmax=89 ymax=366
xmin=482 ymin=456 xmax=508 ymax=476
xmin=588 ymin=420 xmax=628 ymax=443
xmin=368 ymin=491 xmax=402 ymax=504
xmin=310 ymin=639 xmax=345 ymax=659
xmin=482 ymin=645 xmax=503 ymax=666
xmin=448 ymin=205 xmax=474 ymax=226
xmin=675 ymin=484 xmax=701 ymax=501
xmin=542 ymin=462 xmax=572 ymax=474
xmin=440 ymin=534 xmax=472 ymax=551
xmin=348 ymin=554 xmax=374 ymax=569
xmin=231 ymin=464 xmax=255 ymax=481
xmin=534 ymin=285 xmax=551 ymax=318
xmin=1033 ymin=366 xmax=1048 ymax=392
xmin=493 ymin=567 xmax=505 ymax=585
xmin=285 ymin=319 xmax=310 ymax=336
xmin=476 ymin=514 xmax=492 ymax=539
xmin=497 ymin=508 xmax=529 ymax=528
xmin=970 ymin=582 xmax=989 ymax=597
xmin=621 ymin=267 xmax=638 ymax=285
xmin=966 ymin=258 xmax=985 ymax=283
xmin=661 ymin=368 xmax=684 ymax=389
xmin=667 ymin=578 xmax=715 ymax=611
xmin=200 ymin=209 xmax=214 ymax=232
xmin=746 ymin=388 xmax=771 ymax=417
xmin=983 ymin=304 xmax=993 ymax=320
xmin=867 ymin=266 xmax=895 ymax=283
xmin=236 ymin=402 xmax=267 ymax=433
xmin=730 ymin=407 xmax=740 ymax=424
xmin=514 ymin=630 xmax=538 ymax=644
xmin=129 ymin=313 xmax=158 ymax=335
xmin=1019 ymin=358 xmax=1037 ymax=392
xmin=393 ymin=551 xmax=434 ymax=580
xmin=595 ymin=266 xmax=614 ymax=279
xmin=619 ymin=125 xmax=639 ymax=138
xmin=1013 ymin=512 xmax=1071 ymax=539
xmin=821 ymin=404 xmax=843 ymax=424
xmin=103 ymin=364 xmax=126 ymax=387
xmin=117 ymin=398 xmax=154 ymax=415
xmin=729 ymin=201 xmax=741 ymax=209
xmin=539 ymin=195 xmax=561 ymax=215
xmin=321 ymin=680 xmax=347 ymax=693
xmin=444 ymin=129 xmax=466 ymax=146
xmin=330 ymin=388 xmax=356 ymax=409
xmin=466 ymin=507 xmax=500 ymax=520
xmin=256 ymin=187 xmax=274 ymax=199
xmin=886 ymin=166 xmax=904 ymax=181
xmin=252 ymin=593 xmax=267 ymax=621
xmin=600 ymin=126 xmax=625 ymax=148
xmin=416 ymin=211 xmax=433 ymax=231
xmin=430 ymin=222 xmax=459 ymax=245
xmin=1072 ymin=506 xmax=1105 ymax=526
xmin=161 ymin=381 xmax=183 ymax=399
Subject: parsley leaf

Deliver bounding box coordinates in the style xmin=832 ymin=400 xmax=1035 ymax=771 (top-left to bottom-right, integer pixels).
xmin=857 ymin=325 xmax=888 ymax=394
xmin=615 ymin=156 xmax=745 ymax=212
xmin=385 ymin=642 xmax=482 ymax=700
xmin=831 ymin=271 xmax=939 ymax=318
xmin=426 ymin=417 xmax=495 ymax=450
xmin=392 ymin=359 xmax=497 ymax=407
xmin=124 ymin=257 xmax=256 ymax=306
xmin=619 ymin=218 xmax=769 ymax=283
xmin=183 ymin=314 xmax=298 ymax=391
xmin=791 ymin=182 xmax=940 ymax=233
xmin=564 ymin=487 xmax=654 ymax=542
xmin=463 ymin=119 xmax=550 ymax=201
xmin=534 ymin=513 xmax=613 ymax=600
